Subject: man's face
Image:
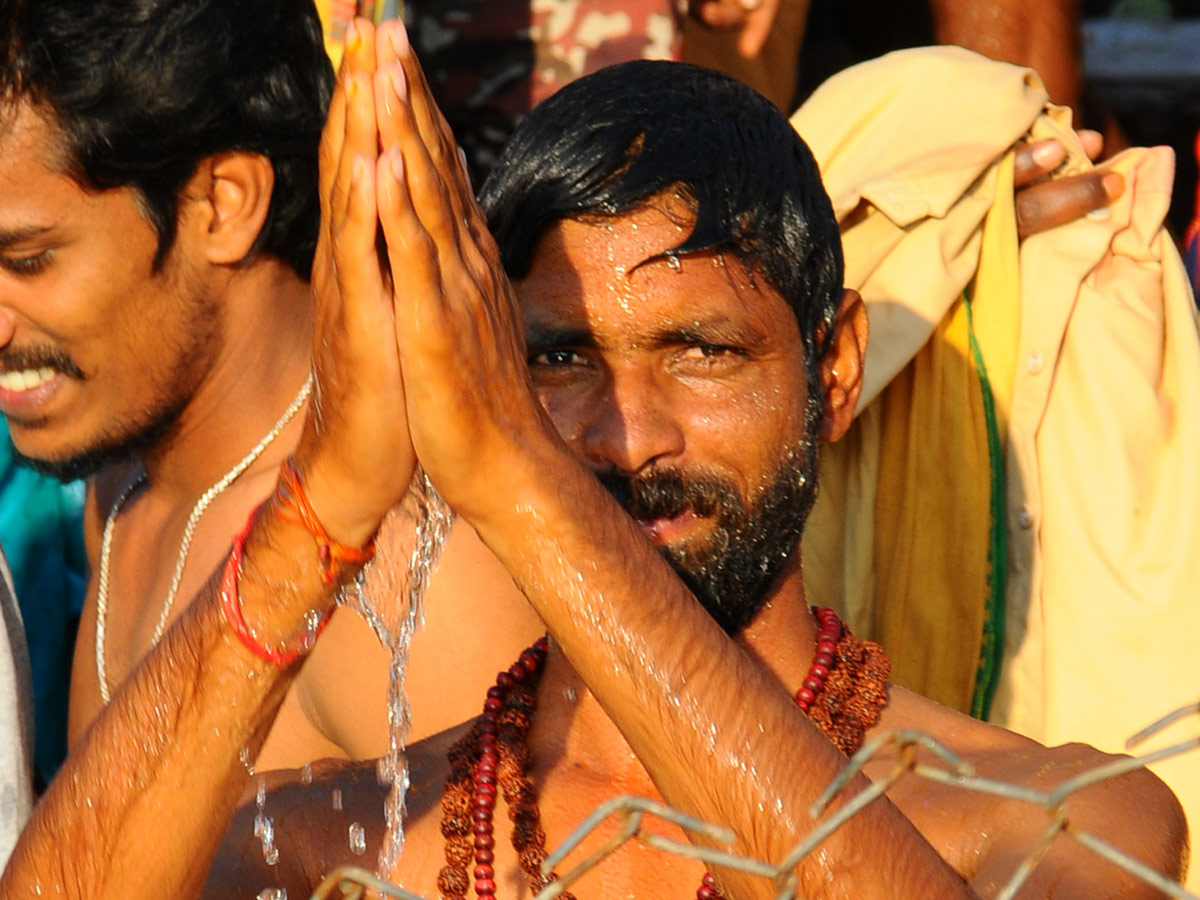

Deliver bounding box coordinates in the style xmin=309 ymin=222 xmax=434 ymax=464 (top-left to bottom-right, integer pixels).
xmin=516 ymin=199 xmax=821 ymax=634
xmin=0 ymin=102 xmax=222 ymax=479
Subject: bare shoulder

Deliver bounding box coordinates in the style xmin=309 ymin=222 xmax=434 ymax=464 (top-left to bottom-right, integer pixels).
xmin=873 ymin=687 xmax=1187 ymax=898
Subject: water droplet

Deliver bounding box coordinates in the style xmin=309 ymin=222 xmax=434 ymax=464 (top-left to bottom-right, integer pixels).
xmin=348 ymin=821 xmax=367 ymax=855
xmin=239 ymin=746 xmax=255 ymax=775
xmin=264 ymin=846 xmax=279 ymax=867
xmin=256 ymin=890 xmax=287 ymax=900
xmin=300 ymin=763 xmax=313 ymax=786
xmin=666 ymin=253 xmax=681 ymax=271
xmin=256 ymin=777 xmax=267 ymax=809
xmin=332 ymin=788 xmax=343 ymax=811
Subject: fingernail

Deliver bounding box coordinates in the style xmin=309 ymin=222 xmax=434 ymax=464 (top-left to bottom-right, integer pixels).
xmin=346 ymin=19 xmax=361 ymax=54
xmin=352 ymin=154 xmax=368 ymax=187
xmin=1030 ymin=140 xmax=1062 ymax=167
xmin=390 ymin=22 xmax=410 ymax=57
xmin=457 ymin=145 xmax=469 ymax=179
xmin=388 ymin=147 xmax=404 ymax=181
xmin=1101 ymin=170 xmax=1125 ymax=200
xmin=390 ymin=63 xmax=407 ymax=102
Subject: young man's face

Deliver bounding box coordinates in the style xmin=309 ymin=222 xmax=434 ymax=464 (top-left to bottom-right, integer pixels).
xmin=515 ymin=198 xmax=824 ymax=632
xmin=0 ymin=101 xmax=222 ymax=479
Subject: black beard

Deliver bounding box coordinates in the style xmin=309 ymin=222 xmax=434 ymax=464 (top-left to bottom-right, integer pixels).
xmin=12 ymin=399 xmax=186 ymax=482
xmin=598 ymin=437 xmax=820 ymax=636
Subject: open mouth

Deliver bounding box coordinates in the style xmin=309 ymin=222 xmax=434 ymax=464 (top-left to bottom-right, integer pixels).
xmin=633 ymin=507 xmax=707 ymax=544
xmin=0 ymin=366 xmax=59 ymax=393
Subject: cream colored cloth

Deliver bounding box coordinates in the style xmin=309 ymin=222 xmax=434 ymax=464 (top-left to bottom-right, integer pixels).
xmin=793 ymin=46 xmax=1200 ymax=878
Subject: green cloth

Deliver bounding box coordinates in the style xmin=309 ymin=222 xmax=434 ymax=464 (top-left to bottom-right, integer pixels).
xmin=0 ymin=423 xmax=86 ymax=787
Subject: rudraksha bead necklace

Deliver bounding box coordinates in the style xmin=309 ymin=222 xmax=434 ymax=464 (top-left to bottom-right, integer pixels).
xmin=438 ymin=608 xmax=891 ymax=900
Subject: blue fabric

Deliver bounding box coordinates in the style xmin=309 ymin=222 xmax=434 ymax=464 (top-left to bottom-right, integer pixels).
xmin=0 ymin=423 xmax=86 ymax=786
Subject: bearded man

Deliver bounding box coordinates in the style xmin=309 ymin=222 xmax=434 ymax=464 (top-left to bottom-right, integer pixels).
xmin=196 ymin=31 xmax=1185 ymax=900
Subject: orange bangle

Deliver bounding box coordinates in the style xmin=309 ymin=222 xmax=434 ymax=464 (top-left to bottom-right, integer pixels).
xmin=274 ymin=457 xmax=376 ymax=584
xmin=220 ymin=504 xmax=334 ymax=666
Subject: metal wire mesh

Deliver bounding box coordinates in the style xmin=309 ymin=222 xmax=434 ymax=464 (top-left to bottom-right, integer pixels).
xmin=311 ymin=699 xmax=1200 ymax=900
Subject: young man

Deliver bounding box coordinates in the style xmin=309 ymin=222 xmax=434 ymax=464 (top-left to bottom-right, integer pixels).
xmin=0 ymin=0 xmax=542 ymax=774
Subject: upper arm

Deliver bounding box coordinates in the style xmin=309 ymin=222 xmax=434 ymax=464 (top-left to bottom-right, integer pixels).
xmin=970 ymin=758 xmax=1187 ymax=899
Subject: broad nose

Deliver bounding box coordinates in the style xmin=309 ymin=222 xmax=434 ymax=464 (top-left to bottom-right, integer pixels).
xmin=579 ymin=365 xmax=685 ymax=475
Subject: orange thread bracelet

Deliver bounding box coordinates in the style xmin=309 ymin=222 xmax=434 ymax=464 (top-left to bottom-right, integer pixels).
xmin=274 ymin=457 xmax=376 ymax=584
xmin=220 ymin=503 xmax=334 ymax=667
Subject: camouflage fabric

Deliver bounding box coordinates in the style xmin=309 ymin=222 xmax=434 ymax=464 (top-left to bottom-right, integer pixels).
xmin=408 ymin=0 xmax=682 ymax=185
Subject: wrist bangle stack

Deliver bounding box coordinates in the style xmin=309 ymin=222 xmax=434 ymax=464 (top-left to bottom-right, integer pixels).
xmin=220 ymin=505 xmax=334 ymax=666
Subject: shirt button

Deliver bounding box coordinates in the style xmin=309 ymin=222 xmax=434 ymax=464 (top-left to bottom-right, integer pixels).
xmin=1017 ymin=505 xmax=1035 ymax=529
xmin=1026 ymin=351 xmax=1044 ymax=374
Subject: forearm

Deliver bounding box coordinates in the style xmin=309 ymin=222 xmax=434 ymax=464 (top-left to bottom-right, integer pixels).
xmin=467 ymin=442 xmax=973 ymax=900
xmin=1 ymin=493 xmax=372 ymax=900
xmin=929 ymin=0 xmax=1082 ymax=110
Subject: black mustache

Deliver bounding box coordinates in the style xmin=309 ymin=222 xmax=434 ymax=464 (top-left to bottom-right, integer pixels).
xmin=596 ymin=468 xmax=740 ymax=522
xmin=0 ymin=346 xmax=84 ymax=379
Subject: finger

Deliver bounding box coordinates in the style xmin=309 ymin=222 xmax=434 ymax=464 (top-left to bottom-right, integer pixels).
xmin=1013 ymin=139 xmax=1065 ymax=188
xmin=333 ymin=154 xmax=386 ymax=320
xmin=1078 ymin=129 xmax=1104 ymax=162
xmin=1015 ymin=169 xmax=1125 ymax=240
xmin=738 ymin=0 xmax=779 ymax=58
xmin=333 ymin=70 xmax=379 ymax=228
xmin=377 ymin=147 xmax=446 ymax=348
xmin=392 ymin=25 xmax=465 ymax=194
xmin=381 ymin=53 xmax=466 ymax=255
xmin=692 ymin=0 xmax=749 ymax=27
xmin=374 ymin=60 xmax=407 ymax=164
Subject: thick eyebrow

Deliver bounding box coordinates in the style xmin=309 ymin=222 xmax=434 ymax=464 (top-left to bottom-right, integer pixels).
xmin=644 ymin=317 xmax=768 ymax=351
xmin=0 ymin=225 xmax=53 ymax=250
xmin=524 ymin=323 xmax=598 ymax=352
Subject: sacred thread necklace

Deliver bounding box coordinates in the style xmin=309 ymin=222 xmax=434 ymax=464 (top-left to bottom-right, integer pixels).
xmin=95 ymin=374 xmax=314 ymax=704
xmin=438 ymin=608 xmax=891 ymax=900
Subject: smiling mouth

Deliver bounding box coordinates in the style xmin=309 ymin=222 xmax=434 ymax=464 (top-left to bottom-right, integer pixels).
xmin=0 ymin=367 xmax=59 ymax=392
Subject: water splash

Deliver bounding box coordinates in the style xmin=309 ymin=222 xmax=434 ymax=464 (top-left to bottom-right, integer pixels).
xmin=347 ymin=468 xmax=455 ymax=879
xmin=253 ymin=776 xmax=278 ymax=866
xmin=349 ymin=821 xmax=367 ymax=856
xmin=256 ymin=889 xmax=287 ymax=900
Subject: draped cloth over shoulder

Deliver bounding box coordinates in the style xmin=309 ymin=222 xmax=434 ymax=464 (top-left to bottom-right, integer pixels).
xmin=794 ymin=46 xmax=1200 ymax=881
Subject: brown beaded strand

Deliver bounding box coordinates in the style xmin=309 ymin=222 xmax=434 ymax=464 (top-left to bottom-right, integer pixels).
xmin=440 ymin=611 xmax=891 ymax=900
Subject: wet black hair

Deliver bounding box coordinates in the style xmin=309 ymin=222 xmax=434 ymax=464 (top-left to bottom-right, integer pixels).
xmin=478 ymin=59 xmax=845 ymax=372
xmin=0 ymin=0 xmax=334 ymax=278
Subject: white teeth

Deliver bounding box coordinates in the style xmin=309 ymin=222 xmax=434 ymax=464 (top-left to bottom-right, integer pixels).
xmin=0 ymin=368 xmax=56 ymax=392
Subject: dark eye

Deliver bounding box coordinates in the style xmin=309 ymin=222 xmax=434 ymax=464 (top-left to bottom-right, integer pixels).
xmin=0 ymin=250 xmax=52 ymax=276
xmin=681 ymin=344 xmax=741 ymax=360
xmin=530 ymin=349 xmax=582 ymax=367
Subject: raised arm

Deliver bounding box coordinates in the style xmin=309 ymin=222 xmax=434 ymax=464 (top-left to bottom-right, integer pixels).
xmin=0 ymin=23 xmax=412 ymax=900
xmin=371 ymin=25 xmax=977 ymax=900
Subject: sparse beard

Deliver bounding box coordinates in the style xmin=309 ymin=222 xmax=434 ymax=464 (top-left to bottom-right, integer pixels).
xmin=12 ymin=399 xmax=185 ymax=481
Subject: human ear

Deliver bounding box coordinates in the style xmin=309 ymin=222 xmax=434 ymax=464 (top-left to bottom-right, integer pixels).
xmin=182 ymin=152 xmax=275 ymax=265
xmin=819 ymin=289 xmax=868 ymax=443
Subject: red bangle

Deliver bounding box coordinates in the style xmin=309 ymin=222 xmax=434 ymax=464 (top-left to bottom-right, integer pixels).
xmin=274 ymin=457 xmax=376 ymax=584
xmin=220 ymin=504 xmax=334 ymax=667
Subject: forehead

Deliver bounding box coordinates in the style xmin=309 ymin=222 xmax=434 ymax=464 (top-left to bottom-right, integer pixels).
xmin=516 ymin=200 xmax=796 ymax=342
xmin=0 ymin=100 xmax=152 ymax=248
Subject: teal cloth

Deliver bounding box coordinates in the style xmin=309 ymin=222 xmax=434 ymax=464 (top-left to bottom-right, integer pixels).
xmin=0 ymin=423 xmax=86 ymax=787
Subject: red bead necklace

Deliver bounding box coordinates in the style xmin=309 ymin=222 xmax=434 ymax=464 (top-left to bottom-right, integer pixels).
xmin=452 ymin=607 xmax=847 ymax=900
